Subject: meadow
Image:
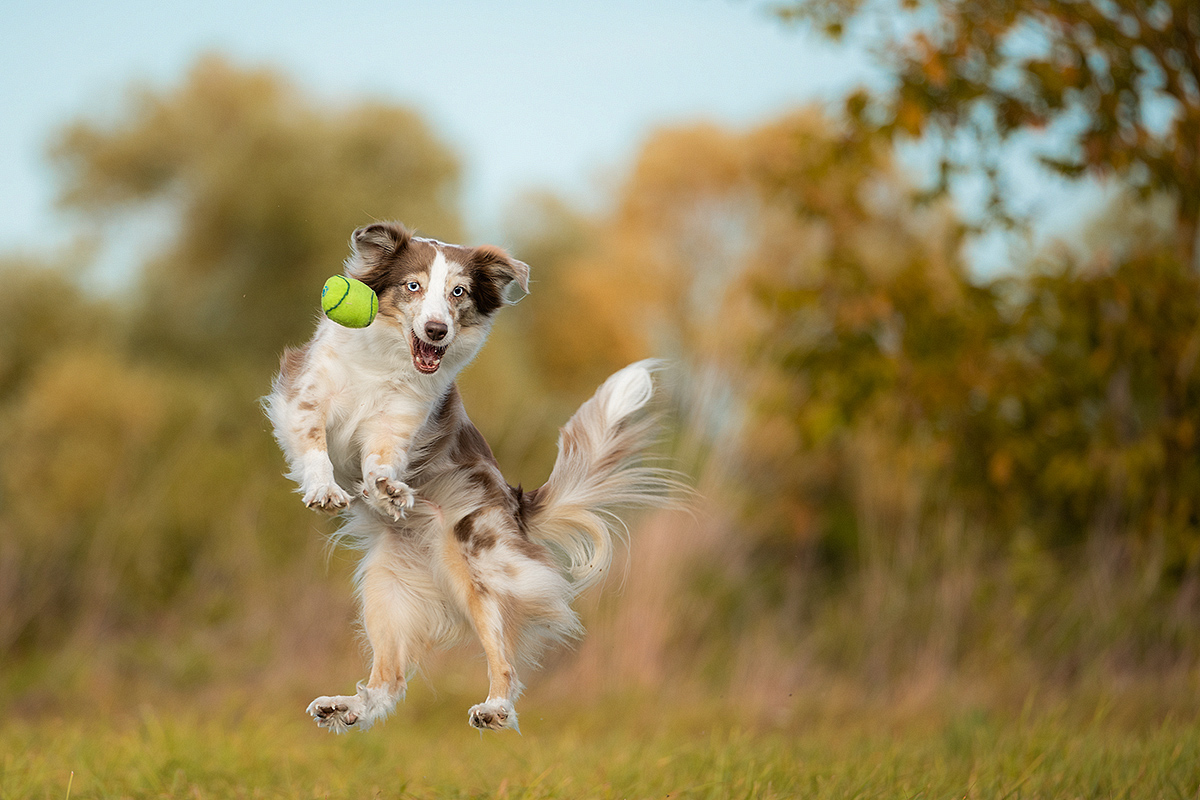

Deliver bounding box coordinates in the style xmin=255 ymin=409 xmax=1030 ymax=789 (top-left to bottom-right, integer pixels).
xmin=5 ymin=689 xmax=1199 ymax=799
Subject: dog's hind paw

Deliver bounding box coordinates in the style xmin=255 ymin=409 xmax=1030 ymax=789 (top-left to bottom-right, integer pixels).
xmin=468 ymin=699 xmax=519 ymax=732
xmin=307 ymin=694 xmax=365 ymax=734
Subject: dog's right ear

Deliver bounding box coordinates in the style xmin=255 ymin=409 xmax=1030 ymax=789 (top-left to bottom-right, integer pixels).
xmin=346 ymin=222 xmax=411 ymax=289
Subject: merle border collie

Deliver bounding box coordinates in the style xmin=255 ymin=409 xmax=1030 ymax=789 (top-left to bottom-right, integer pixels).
xmin=264 ymin=221 xmax=670 ymax=732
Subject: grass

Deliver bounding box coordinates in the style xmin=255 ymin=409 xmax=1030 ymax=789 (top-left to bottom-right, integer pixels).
xmin=3 ymin=690 xmax=1198 ymax=799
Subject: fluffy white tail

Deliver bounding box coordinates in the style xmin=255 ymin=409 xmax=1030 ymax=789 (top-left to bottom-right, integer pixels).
xmin=521 ymin=360 xmax=674 ymax=593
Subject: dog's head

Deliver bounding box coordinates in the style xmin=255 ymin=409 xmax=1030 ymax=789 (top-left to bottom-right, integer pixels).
xmin=344 ymin=221 xmax=529 ymax=376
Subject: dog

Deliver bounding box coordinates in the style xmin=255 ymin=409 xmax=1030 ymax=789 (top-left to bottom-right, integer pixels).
xmin=264 ymin=221 xmax=669 ymax=732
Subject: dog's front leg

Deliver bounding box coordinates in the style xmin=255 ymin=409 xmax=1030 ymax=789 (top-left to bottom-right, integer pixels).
xmin=359 ymin=416 xmax=422 ymax=519
xmin=307 ymin=537 xmax=412 ymax=733
xmin=281 ymin=394 xmax=352 ymax=513
xmin=361 ymin=450 xmax=415 ymax=519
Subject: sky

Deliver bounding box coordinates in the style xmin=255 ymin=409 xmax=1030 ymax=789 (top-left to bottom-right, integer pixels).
xmin=1 ymin=0 xmax=878 ymax=260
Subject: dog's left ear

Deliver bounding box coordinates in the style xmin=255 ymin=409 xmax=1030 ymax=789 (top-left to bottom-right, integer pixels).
xmin=501 ymin=256 xmax=530 ymax=296
xmin=471 ymin=246 xmax=530 ymax=314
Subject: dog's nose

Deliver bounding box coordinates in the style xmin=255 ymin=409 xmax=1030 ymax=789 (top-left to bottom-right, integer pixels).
xmin=424 ymin=320 xmax=448 ymax=342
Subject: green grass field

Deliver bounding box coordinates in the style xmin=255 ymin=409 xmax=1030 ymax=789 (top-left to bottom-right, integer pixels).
xmin=4 ymin=692 xmax=1198 ymax=800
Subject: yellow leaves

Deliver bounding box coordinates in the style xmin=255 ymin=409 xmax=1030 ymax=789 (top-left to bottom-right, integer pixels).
xmin=921 ymin=52 xmax=949 ymax=90
xmin=620 ymin=124 xmax=748 ymax=221
xmin=836 ymin=290 xmax=894 ymax=332
xmin=895 ymin=96 xmax=927 ymax=137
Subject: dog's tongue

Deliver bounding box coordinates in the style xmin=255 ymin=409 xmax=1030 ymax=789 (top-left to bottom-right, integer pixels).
xmin=411 ymin=335 xmax=445 ymax=374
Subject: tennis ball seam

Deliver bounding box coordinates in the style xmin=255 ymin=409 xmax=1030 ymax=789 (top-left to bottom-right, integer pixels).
xmin=323 ymin=276 xmax=351 ymax=313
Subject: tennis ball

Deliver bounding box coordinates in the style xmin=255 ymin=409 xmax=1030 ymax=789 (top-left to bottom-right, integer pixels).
xmin=322 ymin=275 xmax=378 ymax=328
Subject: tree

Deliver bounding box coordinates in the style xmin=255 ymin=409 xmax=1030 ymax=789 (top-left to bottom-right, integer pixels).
xmin=740 ymin=109 xmax=992 ymax=561
xmin=780 ymin=0 xmax=1200 ymax=269
xmin=508 ymin=108 xmax=978 ymax=556
xmin=50 ymin=55 xmax=463 ymax=364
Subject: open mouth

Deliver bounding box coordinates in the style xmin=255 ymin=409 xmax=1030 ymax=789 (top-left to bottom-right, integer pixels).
xmin=410 ymin=333 xmax=447 ymax=374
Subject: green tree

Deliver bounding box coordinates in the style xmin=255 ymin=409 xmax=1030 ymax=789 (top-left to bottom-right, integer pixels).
xmin=0 ymin=257 xmax=115 ymax=402
xmin=50 ymin=55 xmax=463 ymax=364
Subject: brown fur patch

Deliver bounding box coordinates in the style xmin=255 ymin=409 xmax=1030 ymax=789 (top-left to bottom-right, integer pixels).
xmin=350 ymin=222 xmax=414 ymax=293
xmin=454 ymin=512 xmax=498 ymax=555
xmin=512 ymin=485 xmax=543 ymax=535
xmin=468 ymin=467 xmax=511 ymax=510
xmin=276 ymin=343 xmax=311 ymax=400
xmin=454 ymin=420 xmax=497 ymax=466
xmin=469 ymin=530 xmax=497 ymax=555
xmin=453 ymin=513 xmax=476 ymax=544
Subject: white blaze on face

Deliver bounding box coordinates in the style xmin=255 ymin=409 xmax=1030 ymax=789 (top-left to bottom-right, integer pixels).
xmin=416 ymin=249 xmax=454 ymax=344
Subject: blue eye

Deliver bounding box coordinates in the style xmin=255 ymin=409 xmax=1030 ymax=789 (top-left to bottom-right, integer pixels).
xmin=452 ymin=285 xmax=465 ymax=297
xmin=407 ymin=281 xmax=420 ymax=292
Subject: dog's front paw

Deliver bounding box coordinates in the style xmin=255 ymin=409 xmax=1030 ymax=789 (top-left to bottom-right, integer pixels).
xmin=468 ymin=699 xmax=519 ymax=732
xmin=307 ymin=695 xmax=364 ymax=734
xmin=371 ymin=477 xmax=415 ymax=519
xmin=302 ymin=483 xmax=352 ymax=513
xmin=363 ymin=460 xmax=414 ymax=520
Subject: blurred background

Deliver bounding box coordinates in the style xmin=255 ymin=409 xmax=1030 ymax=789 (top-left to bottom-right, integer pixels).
xmin=2 ymin=0 xmax=1198 ymax=724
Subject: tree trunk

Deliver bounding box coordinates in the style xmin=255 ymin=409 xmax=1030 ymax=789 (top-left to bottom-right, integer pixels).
xmin=1179 ymin=205 xmax=1199 ymax=274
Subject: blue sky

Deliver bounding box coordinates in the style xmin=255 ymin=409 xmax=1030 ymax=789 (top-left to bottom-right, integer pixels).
xmin=1 ymin=0 xmax=876 ymax=257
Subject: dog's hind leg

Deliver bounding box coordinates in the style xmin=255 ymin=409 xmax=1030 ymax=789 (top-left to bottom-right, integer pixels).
xmin=463 ymin=593 xmax=522 ymax=732
xmin=439 ymin=508 xmax=579 ymax=732
xmin=307 ymin=535 xmax=432 ymax=733
xmin=434 ymin=512 xmax=524 ymax=731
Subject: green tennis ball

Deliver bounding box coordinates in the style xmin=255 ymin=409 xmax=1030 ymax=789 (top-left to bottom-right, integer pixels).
xmin=322 ymin=275 xmax=378 ymax=328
